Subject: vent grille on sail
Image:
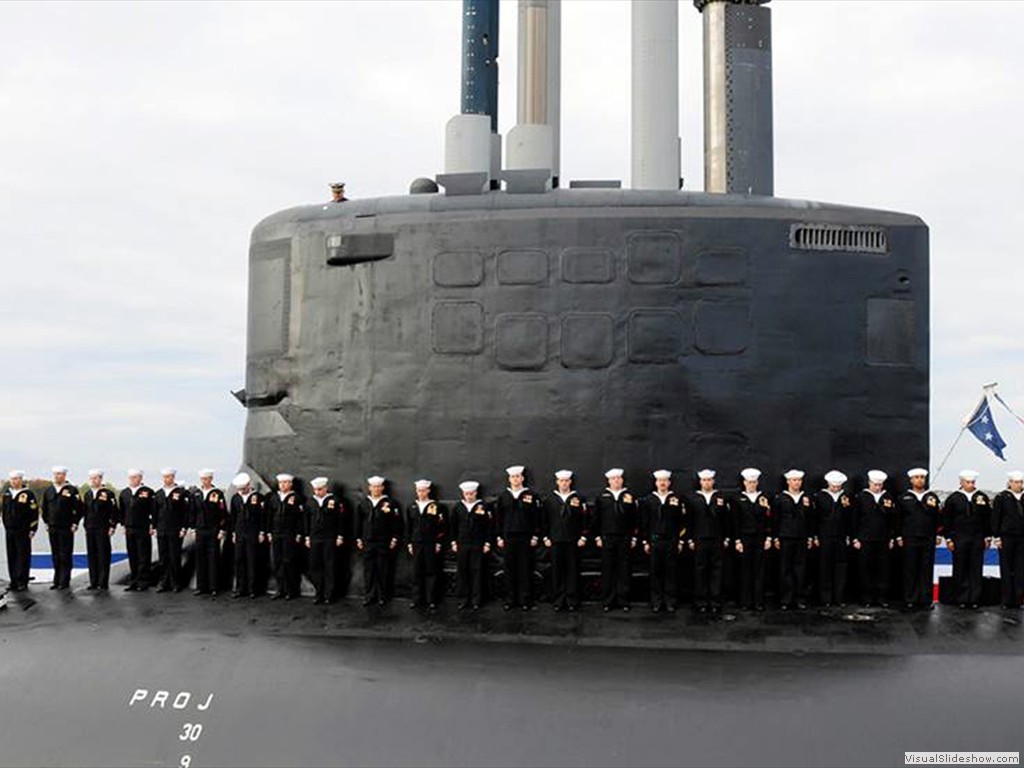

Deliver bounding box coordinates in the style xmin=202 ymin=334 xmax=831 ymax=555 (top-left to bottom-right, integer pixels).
xmin=789 ymin=223 xmax=888 ymax=254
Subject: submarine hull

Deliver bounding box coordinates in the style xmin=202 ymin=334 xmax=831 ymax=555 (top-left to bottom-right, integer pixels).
xmin=243 ymin=190 xmax=928 ymax=492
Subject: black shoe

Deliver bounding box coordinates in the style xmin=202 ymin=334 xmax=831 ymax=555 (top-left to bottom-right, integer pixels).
xmin=651 ymin=604 xmax=662 ymax=613
xmin=271 ymin=592 xmax=282 ymax=601
xmin=621 ymin=605 xmax=631 ymax=613
xmin=409 ymin=601 xmax=422 ymax=610
xmin=155 ymin=586 xmax=169 ymax=593
xmin=86 ymin=585 xmax=97 ymax=591
xmin=602 ymin=605 xmax=612 ymax=613
xmin=958 ymin=603 xmax=968 ymax=609
xmin=193 ymin=590 xmax=207 ymax=596
xmin=428 ymin=604 xmax=438 ymax=613
xmin=781 ymin=604 xmax=789 ymax=611
xmin=284 ymin=594 xmax=293 ymax=601
xmin=568 ymin=605 xmax=579 ymax=613
xmin=314 ymin=597 xmax=325 ymax=605
xmin=232 ymin=591 xmax=244 ymax=599
xmin=100 ymin=585 xmax=108 ymax=591
xmin=249 ymin=593 xmax=258 ymax=600
xmin=756 ymin=605 xmax=766 ymax=612
xmin=471 ymin=604 xmax=480 ymax=612
xmin=521 ymin=604 xmax=531 ymax=613
xmin=49 ymin=585 xmax=59 ymax=590
xmin=210 ymin=591 xmax=217 ymax=597
xmin=458 ymin=602 xmax=470 ymax=612
xmin=173 ymin=587 xmax=183 ymax=593
xmin=796 ymin=602 xmax=807 ymax=610
xmin=362 ymin=598 xmax=373 ymax=607
xmin=503 ymin=603 xmax=513 ymax=612
xmin=970 ymin=603 xmax=980 ymax=610
xmin=378 ymin=599 xmax=387 ymax=607
xmin=905 ymin=603 xmax=916 ymax=611
xmin=667 ymin=605 xmax=677 ymax=614
xmin=553 ymin=604 xmax=563 ymax=613
xmin=879 ymin=602 xmax=889 ymax=609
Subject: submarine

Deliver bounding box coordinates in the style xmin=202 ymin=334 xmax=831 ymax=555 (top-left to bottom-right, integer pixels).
xmin=6 ymin=4 xmax=1005 ymax=768
xmin=239 ymin=0 xmax=929 ymax=496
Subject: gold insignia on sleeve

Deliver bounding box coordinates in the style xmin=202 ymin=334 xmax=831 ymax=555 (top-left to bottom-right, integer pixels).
xmin=427 ymin=504 xmax=437 ymax=515
xmin=327 ymin=500 xmax=335 ymax=509
xmin=382 ymin=502 xmax=390 ymax=513
xmin=570 ymin=497 xmax=581 ymax=507
xmin=716 ymin=497 xmax=725 ymax=506
xmin=61 ymin=489 xmax=71 ymax=498
xmin=977 ymin=497 xmax=988 ymax=506
xmin=883 ymin=499 xmax=893 ymax=508
xmin=17 ymin=493 xmax=28 ymax=504
xmin=669 ymin=497 xmax=679 ymax=506
xmin=759 ymin=497 xmax=769 ymax=508
xmin=623 ymin=493 xmax=632 ymax=503
xmin=288 ymin=496 xmax=296 ymax=506
xmin=523 ymin=494 xmax=533 ymax=504
xmin=841 ymin=497 xmax=850 ymax=507
xmin=926 ymin=497 xmax=937 ymax=507
xmin=802 ymin=497 xmax=811 ymax=507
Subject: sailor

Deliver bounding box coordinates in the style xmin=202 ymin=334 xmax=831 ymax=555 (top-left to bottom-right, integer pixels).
xmin=118 ymin=469 xmax=154 ymax=591
xmin=188 ymin=469 xmax=228 ymax=597
xmin=730 ymin=468 xmax=771 ymax=611
xmin=896 ymin=468 xmax=942 ymax=610
xmin=852 ymin=470 xmax=896 ymax=608
xmin=329 ymin=182 xmax=348 ymax=203
xmin=772 ymin=469 xmax=812 ymax=610
xmin=640 ymin=470 xmax=686 ymax=614
xmin=495 ymin=465 xmax=540 ymax=612
xmin=450 ymin=480 xmax=492 ymax=611
xmin=2 ymin=470 xmax=38 ymax=591
xmin=230 ymin=473 xmax=265 ymax=599
xmin=153 ymin=468 xmax=191 ymax=593
xmin=941 ymin=469 xmax=991 ymax=609
xmin=991 ymin=470 xmax=1024 ymax=610
xmin=688 ymin=469 xmax=728 ymax=614
xmin=591 ymin=468 xmax=638 ymax=612
xmin=405 ymin=479 xmax=447 ymax=612
xmin=541 ymin=470 xmax=587 ymax=612
xmin=813 ymin=470 xmax=852 ymax=607
xmin=304 ymin=477 xmax=344 ymax=605
xmin=41 ymin=466 xmax=80 ymax=591
xmin=354 ymin=475 xmax=402 ymax=607
xmin=82 ymin=469 xmax=117 ymax=591
xmin=267 ymin=473 xmax=303 ymax=600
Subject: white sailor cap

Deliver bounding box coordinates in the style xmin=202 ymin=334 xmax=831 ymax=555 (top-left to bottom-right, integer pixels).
xmin=505 ymin=465 xmax=525 ymax=476
xmin=906 ymin=468 xmax=929 ymax=478
xmin=1007 ymin=470 xmax=1024 ymax=483
xmin=52 ymin=465 xmax=68 ymax=474
xmin=310 ymin=477 xmax=329 ymax=490
xmin=867 ymin=470 xmax=888 ymax=484
xmin=959 ymin=469 xmax=980 ymax=481
xmin=366 ymin=475 xmax=385 ymax=485
xmin=740 ymin=468 xmax=762 ymax=481
xmin=697 ymin=469 xmax=716 ymax=480
xmin=8 ymin=470 xmax=25 ymax=480
xmin=127 ymin=468 xmax=143 ymax=477
xmin=554 ymin=470 xmax=573 ymax=480
xmin=160 ymin=467 xmax=177 ymax=476
xmin=87 ymin=468 xmax=104 ymax=478
xmin=824 ymin=470 xmax=847 ymax=486
xmin=459 ymin=480 xmax=479 ymax=493
xmin=276 ymin=473 xmax=294 ymax=483
xmin=652 ymin=469 xmax=672 ymax=480
xmin=198 ymin=468 xmax=215 ymax=478
xmin=784 ymin=469 xmax=805 ymax=480
xmin=414 ymin=479 xmax=432 ymax=490
xmin=604 ymin=468 xmax=624 ymax=479
xmin=232 ymin=472 xmax=251 ymax=488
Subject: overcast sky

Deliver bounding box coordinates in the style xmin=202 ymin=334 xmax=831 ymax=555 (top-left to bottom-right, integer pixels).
xmin=1 ymin=0 xmax=1021 ymax=490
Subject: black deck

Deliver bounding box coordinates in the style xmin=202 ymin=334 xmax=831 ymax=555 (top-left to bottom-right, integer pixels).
xmin=1 ymin=562 xmax=1021 ymax=767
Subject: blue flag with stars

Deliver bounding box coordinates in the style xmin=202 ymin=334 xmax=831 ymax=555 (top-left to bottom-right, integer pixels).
xmin=966 ymin=397 xmax=1007 ymax=460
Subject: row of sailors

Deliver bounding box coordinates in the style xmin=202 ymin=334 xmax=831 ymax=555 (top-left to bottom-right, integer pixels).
xmin=2 ymin=464 xmax=1023 ymax=613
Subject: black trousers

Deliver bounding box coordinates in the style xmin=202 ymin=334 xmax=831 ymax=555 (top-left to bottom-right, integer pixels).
xmin=952 ymin=535 xmax=985 ymax=605
xmin=737 ymin=536 xmax=767 ymax=608
xmin=649 ymin=540 xmax=679 ymax=607
xmin=693 ymin=538 xmax=723 ymax=608
xmin=194 ymin=531 xmax=220 ymax=593
xmin=503 ymin=534 xmax=533 ymax=606
xmin=157 ymin=533 xmax=184 ymax=589
xmin=550 ymin=542 xmax=580 ymax=607
xmin=5 ymin=530 xmax=31 ymax=588
xmin=234 ymin=533 xmax=260 ymax=595
xmin=859 ymin=540 xmax=890 ymax=605
xmin=999 ymin=535 xmax=1024 ymax=607
xmin=218 ymin=537 xmax=235 ymax=593
xmin=125 ymin=528 xmax=152 ymax=588
xmin=902 ymin=539 xmax=935 ymax=606
xmin=600 ymin=537 xmax=631 ymax=607
xmin=85 ymin=528 xmax=111 ymax=588
xmin=411 ymin=543 xmax=443 ymax=606
xmin=819 ymin=537 xmax=848 ymax=605
xmin=48 ymin=527 xmax=74 ymax=588
xmin=779 ymin=538 xmax=807 ymax=606
xmin=456 ymin=545 xmax=486 ymax=605
xmin=362 ymin=543 xmax=392 ymax=602
xmin=271 ymin=536 xmax=301 ymax=597
xmin=308 ymin=539 xmax=336 ymax=601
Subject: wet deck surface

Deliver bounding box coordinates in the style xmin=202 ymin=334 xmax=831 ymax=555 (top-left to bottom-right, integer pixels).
xmin=1 ymin=568 xmax=1022 ymax=767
